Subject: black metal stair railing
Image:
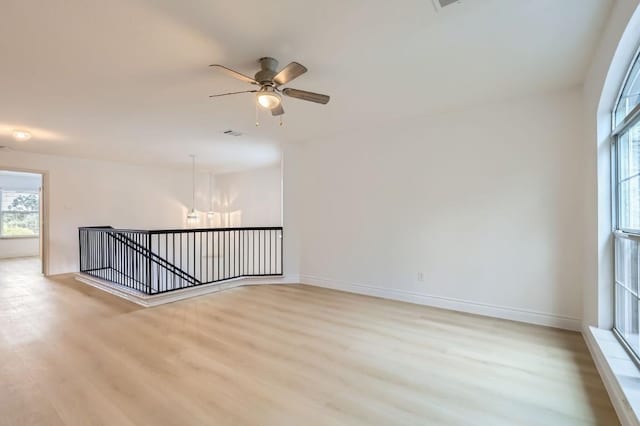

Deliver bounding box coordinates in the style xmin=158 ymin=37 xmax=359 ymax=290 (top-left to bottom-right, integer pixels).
xmin=79 ymin=226 xmax=284 ymax=295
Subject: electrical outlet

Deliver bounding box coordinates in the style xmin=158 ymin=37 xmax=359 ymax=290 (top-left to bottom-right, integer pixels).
xmin=417 ymin=272 xmax=424 ymax=282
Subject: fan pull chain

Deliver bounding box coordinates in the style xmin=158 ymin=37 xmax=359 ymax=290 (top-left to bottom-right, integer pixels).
xmin=279 ymin=116 xmax=283 ymax=127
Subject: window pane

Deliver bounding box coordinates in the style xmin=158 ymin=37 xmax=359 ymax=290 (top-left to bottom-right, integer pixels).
xmin=617 ymin=127 xmax=640 ymax=180
xmin=615 ymin=284 xmax=640 ymax=359
xmin=619 ymin=176 xmax=640 ymax=230
xmin=1 ymin=190 xmax=39 ymax=212
xmin=615 ymin=55 xmax=640 ymax=126
xmin=1 ymin=212 xmax=39 ymax=236
xmin=0 ymin=190 xmax=39 ymax=237
xmin=615 ymin=237 xmax=640 ymax=295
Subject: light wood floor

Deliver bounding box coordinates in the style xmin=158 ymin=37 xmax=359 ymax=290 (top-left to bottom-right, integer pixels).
xmin=0 ymin=257 xmax=618 ymax=425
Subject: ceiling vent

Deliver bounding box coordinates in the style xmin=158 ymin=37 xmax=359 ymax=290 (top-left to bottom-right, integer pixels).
xmin=432 ymin=0 xmax=461 ymax=11
xmin=223 ymin=129 xmax=242 ymax=137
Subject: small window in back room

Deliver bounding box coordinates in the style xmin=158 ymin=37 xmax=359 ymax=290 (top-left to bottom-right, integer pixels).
xmin=0 ymin=189 xmax=40 ymax=237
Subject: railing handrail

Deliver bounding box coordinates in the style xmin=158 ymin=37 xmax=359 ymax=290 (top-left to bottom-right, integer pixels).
xmin=108 ymin=232 xmax=200 ymax=286
xmin=79 ymin=226 xmax=283 ymax=235
xmin=79 ymin=226 xmax=283 ymax=295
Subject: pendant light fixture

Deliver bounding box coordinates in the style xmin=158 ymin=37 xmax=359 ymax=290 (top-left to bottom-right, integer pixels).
xmin=207 ymin=172 xmax=214 ymax=219
xmin=187 ymin=154 xmax=198 ymax=220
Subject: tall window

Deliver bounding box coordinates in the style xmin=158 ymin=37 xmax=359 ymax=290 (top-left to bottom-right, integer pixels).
xmin=613 ymin=47 xmax=640 ymax=364
xmin=0 ymin=189 xmax=40 ymax=237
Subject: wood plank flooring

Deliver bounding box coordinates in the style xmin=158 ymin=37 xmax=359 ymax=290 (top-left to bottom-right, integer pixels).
xmin=0 ymin=257 xmax=618 ymax=425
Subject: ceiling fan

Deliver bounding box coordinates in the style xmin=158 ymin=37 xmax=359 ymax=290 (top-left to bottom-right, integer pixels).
xmin=209 ymin=57 xmax=330 ymax=117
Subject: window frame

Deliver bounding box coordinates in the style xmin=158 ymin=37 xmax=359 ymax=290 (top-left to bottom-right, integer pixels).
xmin=0 ymin=188 xmax=41 ymax=239
xmin=612 ymin=43 xmax=640 ymax=368
xmin=612 ymin=117 xmax=640 ymax=234
xmin=614 ymin=42 xmax=640 ymax=131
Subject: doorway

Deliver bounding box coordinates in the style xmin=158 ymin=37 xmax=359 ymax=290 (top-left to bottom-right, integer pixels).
xmin=0 ymin=169 xmax=48 ymax=275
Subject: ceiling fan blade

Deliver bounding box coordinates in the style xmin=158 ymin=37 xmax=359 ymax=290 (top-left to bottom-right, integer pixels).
xmin=209 ymin=64 xmax=258 ymax=85
xmin=209 ymin=90 xmax=257 ymax=98
xmin=273 ymin=62 xmax=307 ymax=86
xmin=271 ymin=104 xmax=285 ymax=116
xmin=282 ymin=88 xmax=330 ymax=104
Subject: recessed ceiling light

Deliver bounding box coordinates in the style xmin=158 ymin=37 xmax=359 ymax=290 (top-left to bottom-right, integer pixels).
xmin=12 ymin=130 xmax=32 ymax=141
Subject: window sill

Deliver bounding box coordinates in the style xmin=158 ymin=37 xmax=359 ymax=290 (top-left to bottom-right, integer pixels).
xmin=0 ymin=236 xmax=39 ymax=240
xmin=584 ymin=326 xmax=640 ymax=426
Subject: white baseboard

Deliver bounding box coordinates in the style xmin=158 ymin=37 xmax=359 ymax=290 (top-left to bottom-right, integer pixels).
xmin=75 ymin=273 xmax=299 ymax=307
xmin=76 ymin=270 xmax=580 ymax=330
xmin=300 ymin=274 xmax=581 ymax=331
xmin=240 ymin=274 xmax=300 ymax=285
xmin=582 ymin=325 xmax=640 ymax=426
xmin=0 ymin=253 xmax=39 ymax=260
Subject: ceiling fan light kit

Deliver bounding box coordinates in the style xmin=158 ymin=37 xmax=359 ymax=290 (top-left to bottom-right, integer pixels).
xmin=209 ymin=57 xmax=330 ymax=120
xmin=256 ymin=88 xmax=281 ymax=109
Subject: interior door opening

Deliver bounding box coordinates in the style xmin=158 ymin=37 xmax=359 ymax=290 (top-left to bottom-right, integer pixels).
xmin=0 ymin=169 xmax=47 ymax=275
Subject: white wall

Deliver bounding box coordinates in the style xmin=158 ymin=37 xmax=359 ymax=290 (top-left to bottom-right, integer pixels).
xmin=583 ymin=0 xmax=640 ymax=329
xmin=209 ymin=164 xmax=282 ymax=227
xmin=284 ymin=88 xmax=585 ymax=329
xmin=0 ymin=171 xmax=41 ymax=259
xmin=0 ymin=150 xmax=192 ymax=275
xmin=0 ymin=237 xmax=39 ymax=259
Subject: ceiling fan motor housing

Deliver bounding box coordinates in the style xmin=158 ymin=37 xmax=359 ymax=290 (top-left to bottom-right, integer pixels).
xmin=255 ymin=57 xmax=279 ymax=84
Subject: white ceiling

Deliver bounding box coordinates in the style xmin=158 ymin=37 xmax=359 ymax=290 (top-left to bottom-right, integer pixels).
xmin=0 ymin=0 xmax=611 ymax=172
